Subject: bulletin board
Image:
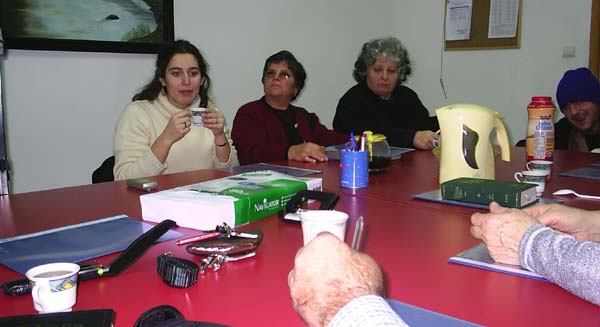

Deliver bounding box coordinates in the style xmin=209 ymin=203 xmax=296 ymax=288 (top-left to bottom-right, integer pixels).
xmin=444 ymin=0 xmax=522 ymax=51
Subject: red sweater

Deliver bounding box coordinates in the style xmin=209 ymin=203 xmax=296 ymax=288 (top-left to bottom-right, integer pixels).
xmin=232 ymin=98 xmax=349 ymax=165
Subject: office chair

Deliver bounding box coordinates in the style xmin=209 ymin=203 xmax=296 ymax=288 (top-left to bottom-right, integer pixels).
xmin=92 ymin=156 xmax=115 ymax=183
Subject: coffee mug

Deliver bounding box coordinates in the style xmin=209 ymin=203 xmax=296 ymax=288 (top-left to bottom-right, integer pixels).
xmin=26 ymin=262 xmax=80 ymax=313
xmin=514 ymin=170 xmax=546 ymax=195
xmin=191 ymin=108 xmax=207 ymax=126
xmin=300 ymin=210 xmax=349 ymax=245
xmin=526 ymin=160 xmax=553 ymax=177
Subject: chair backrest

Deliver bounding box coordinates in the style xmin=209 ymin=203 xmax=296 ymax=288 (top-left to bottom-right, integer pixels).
xmin=515 ymin=139 xmax=526 ymax=147
xmin=92 ymin=156 xmax=115 ymax=183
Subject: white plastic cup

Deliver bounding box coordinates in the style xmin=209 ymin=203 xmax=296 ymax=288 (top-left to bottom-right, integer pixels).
xmin=191 ymin=107 xmax=207 ymax=126
xmin=300 ymin=210 xmax=349 ymax=245
xmin=26 ymin=262 xmax=80 ymax=313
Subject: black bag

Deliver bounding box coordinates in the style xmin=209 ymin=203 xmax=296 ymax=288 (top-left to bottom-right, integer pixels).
xmin=134 ymin=305 xmax=230 ymax=327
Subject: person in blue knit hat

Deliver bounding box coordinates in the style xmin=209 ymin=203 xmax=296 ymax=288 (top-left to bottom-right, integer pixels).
xmin=555 ymin=67 xmax=600 ymax=152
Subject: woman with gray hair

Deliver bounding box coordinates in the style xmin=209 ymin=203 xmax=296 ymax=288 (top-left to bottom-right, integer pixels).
xmin=333 ymin=37 xmax=438 ymax=149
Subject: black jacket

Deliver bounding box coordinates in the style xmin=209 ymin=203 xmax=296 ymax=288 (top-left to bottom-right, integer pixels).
xmin=554 ymin=117 xmax=600 ymax=151
xmin=333 ymin=83 xmax=438 ymax=148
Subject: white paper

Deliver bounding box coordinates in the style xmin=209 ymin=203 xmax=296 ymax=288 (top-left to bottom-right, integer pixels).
xmin=488 ymin=0 xmax=519 ymax=38
xmin=445 ymin=0 xmax=473 ymax=41
xmin=140 ymin=171 xmax=323 ymax=230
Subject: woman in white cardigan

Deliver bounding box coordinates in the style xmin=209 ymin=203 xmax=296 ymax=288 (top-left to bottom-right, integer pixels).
xmin=113 ymin=40 xmax=238 ymax=180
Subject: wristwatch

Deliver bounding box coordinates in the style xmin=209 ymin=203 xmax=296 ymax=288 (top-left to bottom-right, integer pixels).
xmin=156 ymin=252 xmax=199 ymax=288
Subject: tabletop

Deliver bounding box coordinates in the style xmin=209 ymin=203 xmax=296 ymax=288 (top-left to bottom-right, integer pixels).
xmin=1 ymin=148 xmax=599 ymax=326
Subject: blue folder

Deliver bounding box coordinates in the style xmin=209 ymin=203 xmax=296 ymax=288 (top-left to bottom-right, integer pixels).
xmin=325 ymin=144 xmax=414 ymax=160
xmin=218 ymin=163 xmax=322 ymax=176
xmin=558 ymin=167 xmax=600 ymax=180
xmin=387 ymin=299 xmax=483 ymax=326
xmin=0 ymin=215 xmax=181 ymax=274
xmin=412 ymin=189 xmax=562 ymax=209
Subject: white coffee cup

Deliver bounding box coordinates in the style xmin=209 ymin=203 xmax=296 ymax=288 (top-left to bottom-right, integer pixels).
xmin=191 ymin=107 xmax=207 ymax=126
xmin=26 ymin=262 xmax=80 ymax=313
xmin=526 ymin=160 xmax=553 ymax=177
xmin=514 ymin=170 xmax=547 ymax=196
xmin=300 ymin=210 xmax=349 ymax=245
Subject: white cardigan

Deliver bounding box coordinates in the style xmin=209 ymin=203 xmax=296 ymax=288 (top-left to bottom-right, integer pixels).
xmin=113 ymin=92 xmax=238 ymax=180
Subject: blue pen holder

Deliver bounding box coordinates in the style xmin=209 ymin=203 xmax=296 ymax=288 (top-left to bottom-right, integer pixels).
xmin=340 ymin=150 xmax=368 ymax=189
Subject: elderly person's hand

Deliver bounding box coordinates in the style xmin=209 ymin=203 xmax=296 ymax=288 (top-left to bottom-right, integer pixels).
xmin=201 ymin=108 xmax=226 ymax=137
xmin=288 ymin=142 xmax=328 ymax=163
xmin=288 ymin=233 xmax=383 ymax=327
xmin=470 ymin=202 xmax=539 ymax=265
xmin=524 ymin=204 xmax=600 ymax=242
xmin=413 ymin=130 xmax=438 ymax=150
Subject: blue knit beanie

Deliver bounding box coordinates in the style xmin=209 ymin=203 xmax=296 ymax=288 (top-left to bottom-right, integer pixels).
xmin=556 ymin=67 xmax=600 ymax=112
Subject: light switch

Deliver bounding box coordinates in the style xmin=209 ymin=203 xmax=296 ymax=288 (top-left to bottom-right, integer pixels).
xmin=562 ymin=46 xmax=576 ymax=58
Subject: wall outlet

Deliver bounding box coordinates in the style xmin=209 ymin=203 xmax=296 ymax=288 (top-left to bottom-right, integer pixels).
xmin=562 ymin=46 xmax=576 ymax=58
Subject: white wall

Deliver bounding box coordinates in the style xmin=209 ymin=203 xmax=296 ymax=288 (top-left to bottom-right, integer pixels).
xmin=1 ymin=0 xmax=591 ymax=193
xmin=396 ymin=0 xmax=591 ymax=143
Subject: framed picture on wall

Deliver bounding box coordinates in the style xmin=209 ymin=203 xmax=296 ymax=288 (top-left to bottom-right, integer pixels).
xmin=0 ymin=0 xmax=174 ymax=54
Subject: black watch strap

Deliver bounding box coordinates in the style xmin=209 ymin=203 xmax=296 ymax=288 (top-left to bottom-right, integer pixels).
xmin=157 ymin=253 xmax=198 ymax=288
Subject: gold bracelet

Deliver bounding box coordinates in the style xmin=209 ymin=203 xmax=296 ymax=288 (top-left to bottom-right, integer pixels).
xmin=215 ymin=141 xmax=228 ymax=147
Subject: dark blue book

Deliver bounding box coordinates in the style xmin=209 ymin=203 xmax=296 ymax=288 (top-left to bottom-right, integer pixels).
xmin=0 ymin=215 xmax=181 ymax=274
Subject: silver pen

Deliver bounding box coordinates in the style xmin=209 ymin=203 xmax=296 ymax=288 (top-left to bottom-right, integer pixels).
xmin=351 ymin=216 xmax=364 ymax=250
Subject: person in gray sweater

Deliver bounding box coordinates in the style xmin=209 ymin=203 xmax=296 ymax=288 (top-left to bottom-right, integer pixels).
xmin=471 ymin=202 xmax=600 ymax=305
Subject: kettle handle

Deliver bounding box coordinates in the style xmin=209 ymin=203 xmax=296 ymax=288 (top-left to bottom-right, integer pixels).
xmin=494 ymin=113 xmax=511 ymax=162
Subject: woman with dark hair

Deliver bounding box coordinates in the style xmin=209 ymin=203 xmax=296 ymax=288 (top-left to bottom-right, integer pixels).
xmin=113 ymin=40 xmax=238 ymax=180
xmin=333 ymin=37 xmax=438 ymax=149
xmin=232 ymin=50 xmax=348 ymax=165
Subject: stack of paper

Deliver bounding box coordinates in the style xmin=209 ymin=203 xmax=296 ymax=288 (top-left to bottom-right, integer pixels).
xmin=141 ymin=171 xmax=322 ymax=230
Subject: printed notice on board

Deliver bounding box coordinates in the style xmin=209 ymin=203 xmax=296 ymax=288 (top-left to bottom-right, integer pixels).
xmin=488 ymin=0 xmax=519 ymax=38
xmin=445 ymin=0 xmax=473 ymax=41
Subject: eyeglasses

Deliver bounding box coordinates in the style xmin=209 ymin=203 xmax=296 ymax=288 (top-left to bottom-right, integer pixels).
xmin=265 ymin=70 xmax=293 ymax=80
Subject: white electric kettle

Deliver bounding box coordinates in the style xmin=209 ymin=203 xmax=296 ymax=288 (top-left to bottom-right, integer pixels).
xmin=436 ymin=104 xmax=511 ymax=184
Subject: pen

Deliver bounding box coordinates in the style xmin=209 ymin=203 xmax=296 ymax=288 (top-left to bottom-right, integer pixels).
xmin=351 ymin=216 xmax=364 ymax=250
xmin=231 ymin=232 xmax=259 ymax=239
xmin=176 ymin=231 xmax=221 ymax=246
xmin=350 ymin=132 xmax=357 ymax=151
xmin=360 ymin=132 xmax=367 ymax=152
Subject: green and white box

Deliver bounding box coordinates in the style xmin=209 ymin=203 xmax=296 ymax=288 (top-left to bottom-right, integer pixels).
xmin=140 ymin=171 xmax=322 ymax=230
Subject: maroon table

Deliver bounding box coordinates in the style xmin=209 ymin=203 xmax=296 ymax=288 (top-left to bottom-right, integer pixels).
xmin=1 ymin=148 xmax=599 ymax=326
